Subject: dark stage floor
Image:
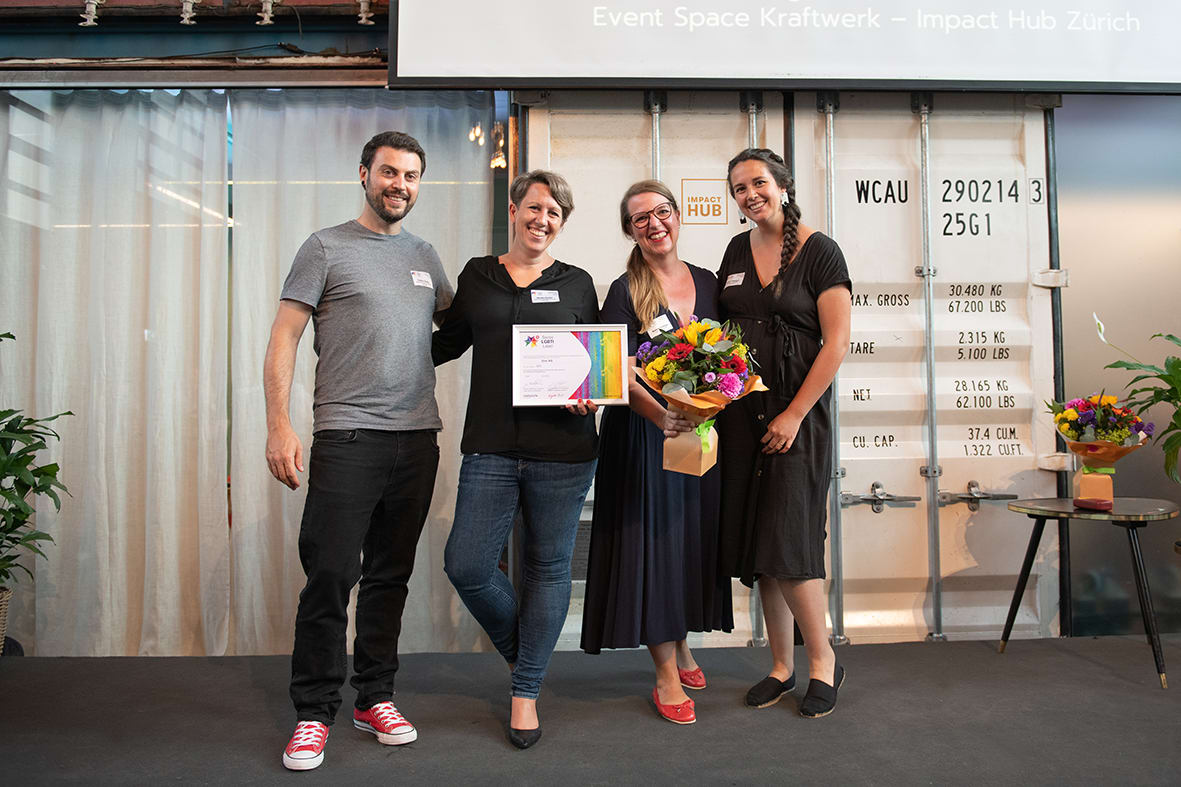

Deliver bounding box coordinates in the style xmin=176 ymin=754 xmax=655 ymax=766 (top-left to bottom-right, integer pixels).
xmin=3 ymin=636 xmax=1180 ymax=785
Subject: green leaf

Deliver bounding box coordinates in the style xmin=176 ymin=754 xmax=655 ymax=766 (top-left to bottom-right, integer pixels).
xmin=1105 ymin=360 xmax=1165 ymax=374
xmin=0 ymin=332 xmax=13 ymax=342
xmin=671 ymin=371 xmax=698 ymax=391
xmin=1162 ymin=432 xmax=1181 ymax=483
xmin=661 ymin=382 xmax=687 ymax=396
xmin=1151 ymin=332 xmax=1181 ymax=349
xmin=707 ymin=340 xmax=734 ymax=354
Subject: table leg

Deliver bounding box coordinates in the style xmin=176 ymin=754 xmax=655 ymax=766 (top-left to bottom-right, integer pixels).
xmin=1125 ymin=525 xmax=1168 ymax=689
xmin=1058 ymin=517 xmax=1072 ymax=637
xmin=1000 ymin=516 xmax=1046 ymax=653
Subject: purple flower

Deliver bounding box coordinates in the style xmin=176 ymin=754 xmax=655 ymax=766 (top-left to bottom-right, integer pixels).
xmin=636 ymin=341 xmax=653 ymax=362
xmin=1078 ymin=410 xmax=1096 ymax=426
xmin=1144 ymin=422 xmax=1156 ymax=437
xmin=703 ymin=371 xmax=717 ymax=384
xmin=717 ymin=372 xmax=743 ymax=399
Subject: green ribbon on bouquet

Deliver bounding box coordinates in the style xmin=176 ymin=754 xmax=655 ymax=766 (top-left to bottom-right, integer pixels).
xmin=694 ymin=419 xmax=716 ymax=451
xmin=1081 ymin=466 xmax=1116 ymax=475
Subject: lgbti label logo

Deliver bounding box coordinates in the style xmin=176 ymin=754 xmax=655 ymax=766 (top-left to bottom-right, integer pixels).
xmin=680 ymin=179 xmax=729 ymax=225
xmin=524 ymin=335 xmax=539 ymax=347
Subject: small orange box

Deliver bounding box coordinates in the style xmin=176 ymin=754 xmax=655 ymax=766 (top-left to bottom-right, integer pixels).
xmin=1073 ymin=468 xmax=1114 ymax=503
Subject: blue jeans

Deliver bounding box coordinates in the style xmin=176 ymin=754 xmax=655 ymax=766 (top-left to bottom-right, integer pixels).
xmin=444 ymin=453 xmax=596 ymax=699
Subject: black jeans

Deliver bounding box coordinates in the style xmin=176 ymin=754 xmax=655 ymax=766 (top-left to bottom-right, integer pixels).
xmin=289 ymin=428 xmax=439 ymax=725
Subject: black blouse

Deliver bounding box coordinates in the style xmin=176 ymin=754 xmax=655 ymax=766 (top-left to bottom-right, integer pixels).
xmin=432 ymin=255 xmax=600 ymax=462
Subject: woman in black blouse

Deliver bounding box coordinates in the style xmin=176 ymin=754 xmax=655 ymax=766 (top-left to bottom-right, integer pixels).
xmin=715 ymin=149 xmax=852 ymax=718
xmin=432 ymin=171 xmax=598 ymax=749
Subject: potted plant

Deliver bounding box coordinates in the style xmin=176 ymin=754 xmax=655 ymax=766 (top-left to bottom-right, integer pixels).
xmin=1095 ymin=314 xmax=1181 ymax=483
xmin=0 ymin=332 xmax=70 ymax=656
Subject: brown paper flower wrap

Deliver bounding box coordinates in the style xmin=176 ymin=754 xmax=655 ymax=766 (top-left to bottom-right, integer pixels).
xmin=635 ymin=368 xmax=769 ymax=476
xmin=1065 ymin=436 xmax=1146 ymax=510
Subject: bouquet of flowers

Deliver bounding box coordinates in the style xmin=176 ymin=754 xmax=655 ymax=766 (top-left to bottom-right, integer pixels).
xmin=636 ymin=318 xmax=767 ymax=476
xmin=1045 ymin=393 xmax=1154 ymax=510
xmin=1047 ymin=393 xmax=1154 ymax=447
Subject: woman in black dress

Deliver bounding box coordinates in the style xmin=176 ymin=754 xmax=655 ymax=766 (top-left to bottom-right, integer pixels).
xmin=581 ymin=180 xmax=733 ymax=725
xmin=716 ymin=149 xmax=852 ymax=718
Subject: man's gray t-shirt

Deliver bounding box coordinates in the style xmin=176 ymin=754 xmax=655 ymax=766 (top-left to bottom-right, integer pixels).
xmin=280 ymin=220 xmax=454 ymax=433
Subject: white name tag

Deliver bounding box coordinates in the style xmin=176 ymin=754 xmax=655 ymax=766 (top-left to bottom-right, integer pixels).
xmin=646 ymin=314 xmax=674 ymax=337
xmin=725 ymin=272 xmax=745 ymax=288
xmin=531 ymin=289 xmax=560 ymax=303
xmin=410 ymin=270 xmax=433 ymax=288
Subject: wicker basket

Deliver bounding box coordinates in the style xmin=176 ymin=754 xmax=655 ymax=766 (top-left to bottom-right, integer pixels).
xmin=0 ymin=586 xmax=11 ymax=657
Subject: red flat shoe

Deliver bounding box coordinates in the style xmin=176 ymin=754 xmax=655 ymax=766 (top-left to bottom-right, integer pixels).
xmin=651 ymin=688 xmax=696 ymax=725
xmin=678 ymin=667 xmax=707 ymax=690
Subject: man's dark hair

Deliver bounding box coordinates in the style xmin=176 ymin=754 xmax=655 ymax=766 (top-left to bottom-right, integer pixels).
xmin=360 ymin=131 xmax=426 ymax=174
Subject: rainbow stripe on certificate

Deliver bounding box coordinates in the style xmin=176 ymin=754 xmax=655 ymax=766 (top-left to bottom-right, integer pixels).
xmin=571 ymin=330 xmax=623 ymax=400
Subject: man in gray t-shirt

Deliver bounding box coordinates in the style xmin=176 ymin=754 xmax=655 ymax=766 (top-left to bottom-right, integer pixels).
xmin=264 ymin=131 xmax=453 ymax=772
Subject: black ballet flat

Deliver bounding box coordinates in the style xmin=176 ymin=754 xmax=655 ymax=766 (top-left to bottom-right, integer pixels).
xmin=799 ymin=663 xmax=845 ymax=719
xmin=744 ymin=672 xmax=797 ymax=708
xmin=509 ymin=726 xmax=542 ymax=749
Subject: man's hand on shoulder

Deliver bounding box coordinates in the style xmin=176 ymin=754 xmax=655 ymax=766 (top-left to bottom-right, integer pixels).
xmin=266 ymin=422 xmax=304 ymax=489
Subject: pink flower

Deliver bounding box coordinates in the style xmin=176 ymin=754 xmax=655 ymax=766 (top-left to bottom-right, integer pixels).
xmin=717 ymin=372 xmax=743 ymax=399
xmin=703 ymin=371 xmax=717 ymax=384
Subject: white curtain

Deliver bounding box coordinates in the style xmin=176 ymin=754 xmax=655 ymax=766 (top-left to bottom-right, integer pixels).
xmin=0 ymin=90 xmax=230 ymax=655
xmin=226 ymin=89 xmax=493 ymax=655
xmin=1 ymin=88 xmax=493 ymax=656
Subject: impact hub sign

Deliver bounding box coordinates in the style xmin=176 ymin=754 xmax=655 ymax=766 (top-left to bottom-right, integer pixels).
xmin=680 ymin=179 xmax=728 ymax=225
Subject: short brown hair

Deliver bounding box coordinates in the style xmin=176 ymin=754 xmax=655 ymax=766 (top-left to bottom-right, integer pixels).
xmin=509 ymin=170 xmax=575 ymax=221
xmin=361 ymin=131 xmax=426 ymax=174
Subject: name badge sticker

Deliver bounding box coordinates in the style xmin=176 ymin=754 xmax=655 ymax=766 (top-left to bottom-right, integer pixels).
xmin=646 ymin=314 xmax=674 ymax=337
xmin=724 ymin=272 xmax=745 ymax=288
xmin=531 ymin=289 xmax=560 ymax=303
xmin=411 ymin=270 xmax=433 ymax=288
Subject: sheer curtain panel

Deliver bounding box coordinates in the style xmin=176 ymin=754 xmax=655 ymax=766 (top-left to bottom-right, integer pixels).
xmin=0 ymin=90 xmax=230 ymax=655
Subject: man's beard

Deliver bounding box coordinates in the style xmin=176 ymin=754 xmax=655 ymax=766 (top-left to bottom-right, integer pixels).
xmin=366 ymin=184 xmax=414 ymax=224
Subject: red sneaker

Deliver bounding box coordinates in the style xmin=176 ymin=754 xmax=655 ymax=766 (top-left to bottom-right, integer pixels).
xmin=353 ymin=701 xmax=418 ymax=745
xmin=651 ymin=688 xmax=696 ymax=725
xmin=678 ymin=667 xmax=707 ymax=690
xmin=282 ymin=721 xmax=328 ymax=771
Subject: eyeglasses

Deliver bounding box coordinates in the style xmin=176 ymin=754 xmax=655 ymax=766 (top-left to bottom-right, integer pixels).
xmin=629 ymin=202 xmax=674 ymax=229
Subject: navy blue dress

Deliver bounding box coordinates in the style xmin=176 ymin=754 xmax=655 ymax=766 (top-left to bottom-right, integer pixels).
xmin=581 ymin=264 xmax=734 ymax=653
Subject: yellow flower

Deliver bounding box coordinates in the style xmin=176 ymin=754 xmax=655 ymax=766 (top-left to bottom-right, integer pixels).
xmin=1063 ymin=408 xmax=1078 ymax=421
xmin=682 ymin=322 xmax=702 ymax=345
xmin=1088 ymin=394 xmax=1118 ymax=406
xmin=661 ymin=369 xmax=674 ymax=382
xmin=1058 ymin=422 xmax=1071 ymax=434
xmin=733 ymin=343 xmax=748 ymax=359
xmin=1054 ymin=412 xmax=1065 ymax=423
xmin=645 ymin=356 xmax=666 ymax=382
xmin=704 ymin=327 xmax=723 ymax=346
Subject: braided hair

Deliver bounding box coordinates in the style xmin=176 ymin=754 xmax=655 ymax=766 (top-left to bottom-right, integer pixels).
xmin=727 ymin=148 xmax=802 ymax=291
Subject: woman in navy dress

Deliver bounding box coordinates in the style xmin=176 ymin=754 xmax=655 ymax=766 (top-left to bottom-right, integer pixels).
xmin=581 ymin=180 xmax=733 ymax=725
xmin=716 ymin=149 xmax=852 ymax=718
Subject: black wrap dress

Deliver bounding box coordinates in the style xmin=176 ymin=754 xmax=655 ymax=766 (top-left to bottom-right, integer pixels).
xmin=581 ymin=264 xmax=734 ymax=653
xmin=715 ymin=231 xmax=852 ymax=587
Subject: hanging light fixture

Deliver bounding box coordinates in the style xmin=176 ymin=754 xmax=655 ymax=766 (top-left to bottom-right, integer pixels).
xmin=79 ymin=0 xmax=103 ymax=27
xmin=357 ymin=0 xmax=375 ymax=25
xmin=489 ymin=122 xmax=507 ymax=169
xmin=180 ymin=0 xmax=199 ymax=25
xmin=257 ymin=0 xmax=279 ymax=25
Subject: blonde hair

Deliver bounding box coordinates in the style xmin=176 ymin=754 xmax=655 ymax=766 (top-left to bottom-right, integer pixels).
xmin=619 ymin=180 xmax=680 ymax=330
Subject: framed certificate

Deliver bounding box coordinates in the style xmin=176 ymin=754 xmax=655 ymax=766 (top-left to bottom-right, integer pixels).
xmin=511 ymin=324 xmax=629 ymax=407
